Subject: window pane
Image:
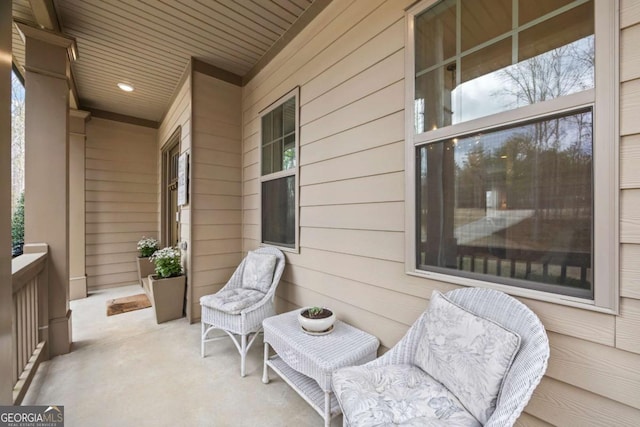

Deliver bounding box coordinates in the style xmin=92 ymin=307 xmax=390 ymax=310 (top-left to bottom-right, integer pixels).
xmin=415 ymin=62 xmax=456 ymax=133
xmin=415 ymin=0 xmax=594 ymax=130
xmin=283 ymin=134 xmax=296 ymax=170
xmin=262 ymin=176 xmax=295 ymax=248
xmin=415 ymin=0 xmax=456 ymax=72
xmin=461 ymin=0 xmax=511 ymax=52
xmin=272 ymin=105 xmax=283 ymax=140
xmin=262 ymin=96 xmax=297 ymax=176
xmin=262 ymin=144 xmax=272 ymax=175
xmin=519 ymin=0 xmax=575 ymax=25
xmin=416 ymin=110 xmax=593 ymax=298
xmin=283 ymin=97 xmax=296 ymax=135
xmin=272 ymin=138 xmax=283 ymax=172
xmin=261 ymin=115 xmax=272 ymax=146
xmin=455 ymin=38 xmax=512 ymax=123
xmin=519 ymin=2 xmax=594 ymax=72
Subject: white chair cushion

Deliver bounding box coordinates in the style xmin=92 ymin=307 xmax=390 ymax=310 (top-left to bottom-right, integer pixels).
xmin=200 ymin=288 xmax=265 ymax=315
xmin=241 ymin=251 xmax=277 ymax=293
xmin=415 ymin=291 xmax=521 ymax=425
xmin=332 ymin=364 xmax=481 ymax=426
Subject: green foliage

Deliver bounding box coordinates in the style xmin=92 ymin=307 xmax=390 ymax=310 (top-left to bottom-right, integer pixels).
xmin=150 ymin=247 xmax=182 ymax=279
xmin=308 ymin=306 xmax=323 ymax=317
xmin=11 ymin=192 xmax=24 ymax=246
xmin=137 ymin=236 xmax=159 ymax=258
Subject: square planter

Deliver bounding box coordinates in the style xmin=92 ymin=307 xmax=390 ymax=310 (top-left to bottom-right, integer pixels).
xmin=136 ymin=256 xmax=155 ymax=287
xmin=148 ymin=274 xmax=186 ymax=324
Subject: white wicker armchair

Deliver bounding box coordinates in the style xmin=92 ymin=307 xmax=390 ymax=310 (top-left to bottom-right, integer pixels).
xmin=200 ymin=247 xmax=285 ymax=377
xmin=332 ymin=287 xmax=550 ymax=426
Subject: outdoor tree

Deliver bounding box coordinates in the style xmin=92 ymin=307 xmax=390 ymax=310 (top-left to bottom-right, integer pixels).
xmin=11 ymin=70 xmax=25 ymax=214
xmin=11 ymin=192 xmax=24 ymax=257
xmin=11 ymin=70 xmax=25 ymax=256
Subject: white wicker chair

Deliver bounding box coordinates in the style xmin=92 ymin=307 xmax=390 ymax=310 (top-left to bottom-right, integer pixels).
xmin=200 ymin=247 xmax=285 ymax=377
xmin=332 ymin=287 xmax=550 ymax=426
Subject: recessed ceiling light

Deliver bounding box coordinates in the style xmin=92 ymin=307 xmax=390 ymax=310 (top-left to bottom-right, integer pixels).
xmin=117 ymin=82 xmax=134 ymax=92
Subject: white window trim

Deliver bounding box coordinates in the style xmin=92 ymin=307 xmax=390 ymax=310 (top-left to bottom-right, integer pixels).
xmin=258 ymin=86 xmax=300 ymax=254
xmin=404 ymin=0 xmax=619 ymax=313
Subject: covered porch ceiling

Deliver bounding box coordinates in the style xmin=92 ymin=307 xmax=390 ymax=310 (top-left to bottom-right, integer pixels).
xmin=11 ymin=0 xmax=328 ymax=124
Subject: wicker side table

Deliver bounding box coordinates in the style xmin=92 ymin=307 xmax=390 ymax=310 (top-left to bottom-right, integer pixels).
xmin=262 ymin=310 xmax=379 ymax=427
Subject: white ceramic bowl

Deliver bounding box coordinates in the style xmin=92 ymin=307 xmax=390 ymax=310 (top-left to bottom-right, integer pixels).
xmin=298 ymin=308 xmax=336 ymax=332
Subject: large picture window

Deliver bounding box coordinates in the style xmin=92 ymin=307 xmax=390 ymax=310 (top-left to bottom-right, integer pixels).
xmin=407 ymin=0 xmax=617 ymax=306
xmin=260 ymin=89 xmax=299 ymax=249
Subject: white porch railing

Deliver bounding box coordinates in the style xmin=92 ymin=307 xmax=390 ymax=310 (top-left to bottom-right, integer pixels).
xmin=11 ymin=245 xmax=49 ymax=404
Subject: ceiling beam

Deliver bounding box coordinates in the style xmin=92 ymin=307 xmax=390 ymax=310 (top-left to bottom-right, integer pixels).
xmin=85 ymin=107 xmax=160 ymax=129
xmin=192 ymin=58 xmax=243 ymax=87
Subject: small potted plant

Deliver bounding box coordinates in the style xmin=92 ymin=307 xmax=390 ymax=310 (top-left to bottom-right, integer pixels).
xmin=136 ymin=237 xmax=158 ymax=287
xmin=298 ymin=306 xmax=336 ymax=334
xmin=148 ymin=246 xmax=185 ymax=324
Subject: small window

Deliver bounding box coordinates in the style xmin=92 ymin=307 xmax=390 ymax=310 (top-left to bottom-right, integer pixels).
xmin=406 ymin=0 xmax=617 ymax=308
xmin=260 ymin=89 xmax=299 ymax=249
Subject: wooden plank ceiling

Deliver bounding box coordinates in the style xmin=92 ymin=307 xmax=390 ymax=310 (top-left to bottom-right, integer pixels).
xmin=12 ymin=0 xmax=315 ymax=122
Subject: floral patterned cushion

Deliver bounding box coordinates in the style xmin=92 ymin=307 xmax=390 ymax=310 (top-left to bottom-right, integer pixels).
xmin=199 ymin=288 xmax=265 ymax=314
xmin=332 ymin=364 xmax=481 ymax=427
xmin=415 ymin=291 xmax=521 ymax=425
xmin=241 ymin=251 xmax=277 ymax=293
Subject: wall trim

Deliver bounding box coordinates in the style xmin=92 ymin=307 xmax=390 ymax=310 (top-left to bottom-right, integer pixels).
xmin=85 ymin=107 xmax=159 ymax=129
xmin=192 ymin=58 xmax=242 ymax=86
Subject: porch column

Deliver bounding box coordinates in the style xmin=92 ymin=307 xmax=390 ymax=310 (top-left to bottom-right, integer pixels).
xmin=17 ymin=23 xmax=77 ymax=357
xmin=0 ymin=0 xmax=13 ymax=404
xmin=69 ymin=110 xmax=90 ymax=300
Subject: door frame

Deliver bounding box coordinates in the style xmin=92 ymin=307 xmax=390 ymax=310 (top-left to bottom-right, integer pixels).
xmin=161 ymin=127 xmax=181 ymax=247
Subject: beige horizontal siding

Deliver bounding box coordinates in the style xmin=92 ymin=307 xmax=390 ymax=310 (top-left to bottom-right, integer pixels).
xmin=517 ymin=298 xmax=615 ymax=347
xmin=301 ymin=141 xmax=404 ymax=186
xmin=621 ymin=244 xmax=640 ymax=298
xmin=620 ymin=135 xmax=640 ymax=188
xmin=301 ymin=227 xmax=404 ymax=262
xmin=525 ymin=376 xmax=640 ymax=426
xmin=621 ymin=0 xmax=640 ymax=29
xmin=621 ymin=189 xmax=640 ymax=243
xmin=619 ymin=5 xmax=640 ymax=392
xmin=300 ymin=111 xmax=404 ymax=166
xmin=190 ymin=70 xmax=242 ymax=321
xmin=85 ymin=118 xmax=158 ymax=291
xmin=300 ymin=49 xmax=403 ymax=126
xmin=621 ymin=79 xmax=640 ymax=136
xmin=236 ymin=0 xmax=640 ymax=425
xmin=300 ymin=18 xmax=404 ymax=106
xmin=192 ymin=253 xmax=243 ymax=274
xmin=546 ymin=332 xmax=640 ymax=409
xmin=301 ymin=81 xmax=404 ymax=146
xmin=617 ymin=298 xmax=640 ymax=354
xmin=300 ymin=202 xmax=404 ymax=231
xmin=514 ymin=413 xmax=553 ymax=427
xmin=300 ymin=172 xmax=404 ymax=206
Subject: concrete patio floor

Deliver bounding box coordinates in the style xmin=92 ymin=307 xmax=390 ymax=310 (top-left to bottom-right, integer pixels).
xmin=23 ymin=285 xmax=342 ymax=426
